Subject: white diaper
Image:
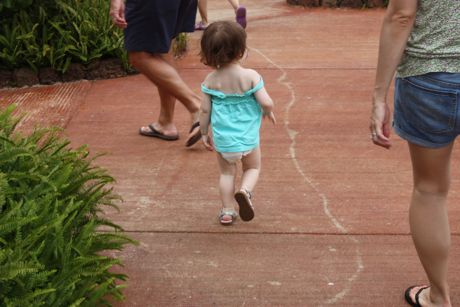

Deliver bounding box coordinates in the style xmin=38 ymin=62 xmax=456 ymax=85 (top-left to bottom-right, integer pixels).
xmin=220 ymin=150 xmax=253 ymax=163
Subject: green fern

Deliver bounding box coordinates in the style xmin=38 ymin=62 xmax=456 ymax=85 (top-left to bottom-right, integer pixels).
xmin=0 ymin=106 xmax=136 ymax=306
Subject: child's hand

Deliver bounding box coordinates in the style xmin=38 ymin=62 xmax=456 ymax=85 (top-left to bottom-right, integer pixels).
xmin=264 ymin=111 xmax=276 ymax=125
xmin=201 ymin=134 xmax=214 ymax=151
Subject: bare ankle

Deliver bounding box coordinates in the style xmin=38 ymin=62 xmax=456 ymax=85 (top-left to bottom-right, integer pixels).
xmin=190 ymin=111 xmax=200 ymax=123
xmin=428 ymin=287 xmax=451 ymax=307
xmin=154 ymin=121 xmax=177 ymax=134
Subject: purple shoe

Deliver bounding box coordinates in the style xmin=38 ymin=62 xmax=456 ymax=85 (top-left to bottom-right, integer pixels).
xmin=195 ymin=21 xmax=207 ymax=31
xmin=235 ymin=6 xmax=247 ymax=29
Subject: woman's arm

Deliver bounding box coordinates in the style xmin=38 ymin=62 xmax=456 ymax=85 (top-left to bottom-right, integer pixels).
xmin=370 ymin=0 xmax=417 ymax=148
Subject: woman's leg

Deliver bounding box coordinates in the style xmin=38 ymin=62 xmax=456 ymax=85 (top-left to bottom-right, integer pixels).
xmin=197 ymin=0 xmax=209 ymax=25
xmin=407 ymin=142 xmax=453 ymax=307
xmin=240 ymin=146 xmax=261 ymax=193
xmin=231 ymin=0 xmax=246 ymax=28
xmin=227 ymin=0 xmax=240 ymax=10
xmin=216 ymin=153 xmax=237 ymax=209
xmin=130 ymin=52 xmax=200 ymax=137
xmin=129 ymin=52 xmax=200 ymax=115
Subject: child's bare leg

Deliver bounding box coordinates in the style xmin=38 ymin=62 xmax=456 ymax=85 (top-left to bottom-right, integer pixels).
xmin=240 ymin=146 xmax=261 ymax=193
xmin=216 ymin=153 xmax=237 ymax=209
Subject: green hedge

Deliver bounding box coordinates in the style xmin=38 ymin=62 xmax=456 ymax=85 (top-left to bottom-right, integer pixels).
xmin=0 ymin=106 xmax=135 ymax=306
xmin=0 ymin=0 xmax=127 ymax=73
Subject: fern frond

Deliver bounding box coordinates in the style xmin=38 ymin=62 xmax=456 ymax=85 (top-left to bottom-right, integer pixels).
xmin=0 ymin=106 xmax=133 ymax=305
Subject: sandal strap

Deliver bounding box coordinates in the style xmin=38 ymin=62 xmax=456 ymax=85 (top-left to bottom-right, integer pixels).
xmin=219 ymin=208 xmax=237 ymax=218
xmin=189 ymin=121 xmax=200 ymax=133
xmin=241 ymin=189 xmax=253 ymax=199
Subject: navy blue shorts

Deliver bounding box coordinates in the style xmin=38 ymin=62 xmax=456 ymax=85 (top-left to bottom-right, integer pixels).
xmin=394 ymin=72 xmax=460 ymax=148
xmin=124 ymin=0 xmax=197 ymax=54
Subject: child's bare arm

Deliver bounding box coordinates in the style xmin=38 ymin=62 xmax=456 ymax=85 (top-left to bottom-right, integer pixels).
xmin=254 ymin=87 xmax=274 ymax=113
xmin=199 ymin=93 xmax=214 ymax=150
xmin=248 ymin=69 xmax=274 ymax=113
xmin=253 ymin=76 xmax=276 ymax=125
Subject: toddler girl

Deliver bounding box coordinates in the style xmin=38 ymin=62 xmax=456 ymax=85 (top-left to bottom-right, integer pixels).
xmin=199 ymin=21 xmax=276 ymax=225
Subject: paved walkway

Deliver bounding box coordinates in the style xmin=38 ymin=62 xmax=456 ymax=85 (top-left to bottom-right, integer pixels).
xmin=1 ymin=1 xmax=459 ymax=306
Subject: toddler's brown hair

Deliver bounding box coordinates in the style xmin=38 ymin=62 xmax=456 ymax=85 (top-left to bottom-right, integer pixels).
xmin=200 ymin=21 xmax=246 ymax=68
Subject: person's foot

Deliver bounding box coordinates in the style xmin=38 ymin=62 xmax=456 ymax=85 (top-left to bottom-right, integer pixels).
xmin=235 ymin=6 xmax=247 ymax=29
xmin=404 ymin=286 xmax=450 ymax=307
xmin=219 ymin=208 xmax=238 ymax=225
xmin=405 ymin=286 xmax=429 ymax=307
xmin=184 ymin=111 xmax=201 ymax=147
xmin=404 ymin=286 xmax=451 ymax=307
xmin=195 ymin=21 xmax=208 ymax=31
xmin=139 ymin=123 xmax=179 ymax=140
xmin=185 ymin=121 xmax=201 ymax=147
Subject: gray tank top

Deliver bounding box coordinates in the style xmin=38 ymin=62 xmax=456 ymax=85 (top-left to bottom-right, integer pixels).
xmin=397 ymin=0 xmax=460 ymax=78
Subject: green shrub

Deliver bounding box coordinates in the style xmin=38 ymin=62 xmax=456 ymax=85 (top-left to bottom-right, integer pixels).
xmin=0 ymin=0 xmax=127 ymax=73
xmin=0 ymin=106 xmax=135 ymax=306
xmin=173 ymin=33 xmax=188 ymax=59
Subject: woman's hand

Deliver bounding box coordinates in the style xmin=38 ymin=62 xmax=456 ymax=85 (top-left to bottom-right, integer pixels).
xmin=110 ymin=0 xmax=128 ymax=29
xmin=370 ymin=97 xmax=392 ymax=149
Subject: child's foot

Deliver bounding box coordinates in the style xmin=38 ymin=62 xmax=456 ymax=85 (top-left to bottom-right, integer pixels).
xmin=234 ymin=189 xmax=254 ymax=221
xmin=235 ymin=6 xmax=247 ymax=29
xmin=219 ymin=208 xmax=238 ymax=225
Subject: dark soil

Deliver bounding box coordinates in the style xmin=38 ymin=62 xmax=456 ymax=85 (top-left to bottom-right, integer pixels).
xmin=1 ymin=58 xmax=134 ymax=88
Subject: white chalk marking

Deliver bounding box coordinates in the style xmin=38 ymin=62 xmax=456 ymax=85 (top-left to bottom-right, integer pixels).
xmin=250 ymin=47 xmax=363 ymax=305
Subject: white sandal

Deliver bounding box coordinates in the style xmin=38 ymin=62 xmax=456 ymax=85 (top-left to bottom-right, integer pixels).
xmin=219 ymin=208 xmax=238 ymax=225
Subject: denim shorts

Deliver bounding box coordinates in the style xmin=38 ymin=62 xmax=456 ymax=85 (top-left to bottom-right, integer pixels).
xmin=393 ymin=72 xmax=460 ymax=148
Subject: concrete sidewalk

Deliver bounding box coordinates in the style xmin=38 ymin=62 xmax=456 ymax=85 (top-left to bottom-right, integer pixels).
xmin=1 ymin=1 xmax=459 ymax=305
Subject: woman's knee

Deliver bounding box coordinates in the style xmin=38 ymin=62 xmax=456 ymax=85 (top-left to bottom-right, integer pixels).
xmin=128 ymin=52 xmax=143 ymax=68
xmin=413 ymin=179 xmax=450 ymax=198
xmin=128 ymin=51 xmax=157 ymax=69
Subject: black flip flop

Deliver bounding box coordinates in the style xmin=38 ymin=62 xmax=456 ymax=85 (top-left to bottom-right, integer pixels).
xmin=404 ymin=285 xmax=429 ymax=307
xmin=139 ymin=124 xmax=179 ymax=141
xmin=185 ymin=122 xmax=201 ymax=147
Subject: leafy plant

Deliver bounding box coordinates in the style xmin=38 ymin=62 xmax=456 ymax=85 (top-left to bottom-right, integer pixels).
xmin=173 ymin=33 xmax=188 ymax=59
xmin=0 ymin=0 xmax=126 ymax=72
xmin=0 ymin=23 xmax=23 ymax=70
xmin=0 ymin=0 xmax=33 ymax=14
xmin=0 ymin=105 xmax=135 ymax=306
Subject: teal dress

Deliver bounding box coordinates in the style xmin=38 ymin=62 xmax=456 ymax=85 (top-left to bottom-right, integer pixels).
xmin=201 ymin=79 xmax=264 ymax=153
